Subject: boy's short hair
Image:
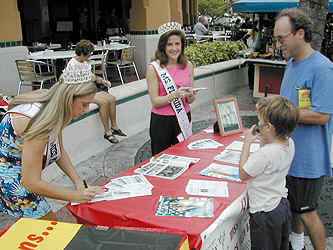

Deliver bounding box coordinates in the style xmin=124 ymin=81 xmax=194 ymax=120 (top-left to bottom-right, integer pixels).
xmin=257 ymin=96 xmax=299 ymax=139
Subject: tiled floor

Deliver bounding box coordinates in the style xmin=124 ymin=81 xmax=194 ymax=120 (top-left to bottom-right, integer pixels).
xmin=1 ymin=84 xmax=332 ymax=249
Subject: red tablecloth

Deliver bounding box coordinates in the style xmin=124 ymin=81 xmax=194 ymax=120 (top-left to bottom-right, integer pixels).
xmin=67 ymin=129 xmax=249 ymax=249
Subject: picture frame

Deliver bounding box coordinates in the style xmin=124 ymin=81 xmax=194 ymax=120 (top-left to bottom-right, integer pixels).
xmin=214 ymin=97 xmax=243 ymax=136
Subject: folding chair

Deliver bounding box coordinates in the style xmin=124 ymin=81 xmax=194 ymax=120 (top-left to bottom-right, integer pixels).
xmin=89 ymin=50 xmax=114 ymax=81
xmin=108 ymin=47 xmax=140 ymax=84
xmin=15 ymin=59 xmax=57 ymax=95
xmin=185 ymin=35 xmax=196 ymax=47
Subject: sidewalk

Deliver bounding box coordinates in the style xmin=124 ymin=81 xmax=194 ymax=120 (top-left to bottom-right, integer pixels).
xmin=0 ymin=86 xmax=332 ymax=249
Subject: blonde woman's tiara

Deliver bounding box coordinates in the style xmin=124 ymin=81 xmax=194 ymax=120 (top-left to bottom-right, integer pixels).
xmin=158 ymin=21 xmax=183 ymax=35
xmin=62 ymin=63 xmax=93 ymax=85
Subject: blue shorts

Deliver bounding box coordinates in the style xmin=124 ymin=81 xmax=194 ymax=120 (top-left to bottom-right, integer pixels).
xmin=250 ymin=198 xmax=291 ymax=250
xmin=0 ymin=164 xmax=51 ymax=218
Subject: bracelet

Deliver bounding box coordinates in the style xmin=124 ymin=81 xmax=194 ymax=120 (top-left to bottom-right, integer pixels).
xmin=167 ymin=93 xmax=174 ymax=103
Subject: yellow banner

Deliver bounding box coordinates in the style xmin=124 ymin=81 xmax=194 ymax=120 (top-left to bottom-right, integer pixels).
xmin=0 ymin=218 xmax=82 ymax=250
xmin=179 ymin=236 xmax=190 ymax=250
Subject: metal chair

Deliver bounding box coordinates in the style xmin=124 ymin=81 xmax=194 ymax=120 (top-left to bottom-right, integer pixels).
xmin=89 ymin=50 xmax=115 ymax=81
xmin=15 ymin=59 xmax=57 ymax=95
xmin=108 ymin=47 xmax=140 ymax=84
xmin=185 ymin=35 xmax=196 ymax=47
xmin=89 ymin=53 xmax=104 ymax=77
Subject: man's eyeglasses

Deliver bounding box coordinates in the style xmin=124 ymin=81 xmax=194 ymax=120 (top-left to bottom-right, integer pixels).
xmin=272 ymin=32 xmax=293 ymax=44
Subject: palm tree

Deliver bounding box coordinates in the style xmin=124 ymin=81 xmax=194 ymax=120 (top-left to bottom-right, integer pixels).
xmin=299 ymin=0 xmax=329 ymax=51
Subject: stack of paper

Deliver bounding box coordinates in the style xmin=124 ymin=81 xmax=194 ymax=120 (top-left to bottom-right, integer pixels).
xmin=225 ymin=140 xmax=260 ymax=153
xmin=200 ymin=163 xmax=241 ymax=182
xmin=73 ymin=175 xmax=153 ymax=204
xmin=187 ymin=139 xmax=223 ymax=150
xmin=185 ymin=179 xmax=229 ymax=197
xmin=134 ymin=154 xmax=200 ymax=180
xmin=214 ymin=149 xmax=241 ymax=164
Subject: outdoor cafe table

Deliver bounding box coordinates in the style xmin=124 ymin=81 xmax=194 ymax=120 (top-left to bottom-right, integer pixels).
xmin=67 ymin=129 xmax=251 ymax=250
xmin=28 ymin=43 xmax=131 ymax=61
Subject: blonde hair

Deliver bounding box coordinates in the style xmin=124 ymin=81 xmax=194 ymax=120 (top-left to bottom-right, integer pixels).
xmin=8 ymin=81 xmax=97 ymax=140
xmin=257 ymin=96 xmax=299 ymax=139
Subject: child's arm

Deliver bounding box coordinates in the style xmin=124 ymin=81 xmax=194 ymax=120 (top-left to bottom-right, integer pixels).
xmin=239 ymin=125 xmax=258 ymax=181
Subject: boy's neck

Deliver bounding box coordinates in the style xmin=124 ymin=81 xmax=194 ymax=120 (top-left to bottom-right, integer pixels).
xmin=261 ymin=134 xmax=289 ymax=147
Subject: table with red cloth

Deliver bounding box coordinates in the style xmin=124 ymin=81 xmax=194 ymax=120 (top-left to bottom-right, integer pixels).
xmin=67 ymin=129 xmax=251 ymax=250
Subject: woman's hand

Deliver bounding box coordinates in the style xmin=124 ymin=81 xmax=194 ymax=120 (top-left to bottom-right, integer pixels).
xmin=72 ymin=186 xmax=106 ymax=203
xmin=103 ymin=80 xmax=112 ymax=88
xmin=177 ymin=87 xmax=194 ymax=98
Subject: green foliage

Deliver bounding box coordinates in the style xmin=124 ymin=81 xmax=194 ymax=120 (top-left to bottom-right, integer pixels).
xmin=184 ymin=40 xmax=246 ymax=67
xmin=198 ymin=0 xmax=232 ymax=23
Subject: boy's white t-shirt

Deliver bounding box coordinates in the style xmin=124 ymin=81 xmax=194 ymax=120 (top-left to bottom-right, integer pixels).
xmin=243 ymin=138 xmax=295 ymax=213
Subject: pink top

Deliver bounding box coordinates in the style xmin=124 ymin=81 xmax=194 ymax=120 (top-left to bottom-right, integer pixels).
xmin=151 ymin=63 xmax=191 ymax=116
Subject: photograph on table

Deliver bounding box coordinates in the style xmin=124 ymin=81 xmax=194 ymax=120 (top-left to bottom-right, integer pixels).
xmin=214 ymin=97 xmax=243 ymax=136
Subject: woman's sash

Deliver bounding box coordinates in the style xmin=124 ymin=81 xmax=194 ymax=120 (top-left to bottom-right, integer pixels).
xmin=151 ymin=61 xmax=192 ymax=141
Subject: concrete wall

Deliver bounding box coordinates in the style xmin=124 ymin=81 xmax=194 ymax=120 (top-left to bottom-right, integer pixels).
xmin=127 ymin=34 xmax=159 ymax=77
xmin=0 ymin=46 xmax=29 ymax=96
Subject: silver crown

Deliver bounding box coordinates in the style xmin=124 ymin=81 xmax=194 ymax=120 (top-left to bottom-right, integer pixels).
xmin=62 ymin=63 xmax=93 ymax=85
xmin=158 ymin=21 xmax=183 ymax=35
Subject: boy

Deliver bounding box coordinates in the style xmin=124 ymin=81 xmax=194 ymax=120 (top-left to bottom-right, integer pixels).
xmin=239 ymin=96 xmax=299 ymax=250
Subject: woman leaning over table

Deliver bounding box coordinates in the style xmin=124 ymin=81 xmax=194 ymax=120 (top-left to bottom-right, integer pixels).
xmin=0 ymin=63 xmax=104 ymax=220
xmin=147 ymin=22 xmax=197 ymax=155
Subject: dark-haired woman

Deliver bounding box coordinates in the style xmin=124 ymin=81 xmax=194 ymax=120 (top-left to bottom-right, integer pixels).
xmin=67 ymin=40 xmax=126 ymax=144
xmin=146 ymin=23 xmax=197 ymax=155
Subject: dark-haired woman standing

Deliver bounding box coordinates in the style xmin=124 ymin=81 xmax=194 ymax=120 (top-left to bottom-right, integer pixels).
xmin=146 ymin=23 xmax=197 ymax=155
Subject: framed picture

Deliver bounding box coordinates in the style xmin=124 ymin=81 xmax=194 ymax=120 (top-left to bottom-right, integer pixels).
xmin=214 ymin=97 xmax=243 ymax=136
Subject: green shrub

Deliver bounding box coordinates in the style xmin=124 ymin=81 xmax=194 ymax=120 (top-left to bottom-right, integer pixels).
xmin=184 ymin=40 xmax=246 ymax=67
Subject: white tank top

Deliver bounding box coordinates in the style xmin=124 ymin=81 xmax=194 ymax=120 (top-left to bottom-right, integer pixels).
xmin=8 ymin=103 xmax=61 ymax=167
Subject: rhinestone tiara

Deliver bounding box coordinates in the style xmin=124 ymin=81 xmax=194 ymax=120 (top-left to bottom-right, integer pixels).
xmin=158 ymin=21 xmax=183 ymax=35
xmin=62 ymin=62 xmax=93 ymax=85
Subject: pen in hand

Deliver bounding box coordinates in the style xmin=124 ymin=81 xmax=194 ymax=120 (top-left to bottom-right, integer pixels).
xmin=83 ymin=180 xmax=88 ymax=188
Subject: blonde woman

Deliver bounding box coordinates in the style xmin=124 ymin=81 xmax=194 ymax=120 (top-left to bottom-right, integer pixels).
xmin=0 ymin=63 xmax=104 ymax=220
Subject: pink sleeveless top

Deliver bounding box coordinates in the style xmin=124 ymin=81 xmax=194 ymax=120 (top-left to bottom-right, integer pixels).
xmin=151 ymin=63 xmax=191 ymax=116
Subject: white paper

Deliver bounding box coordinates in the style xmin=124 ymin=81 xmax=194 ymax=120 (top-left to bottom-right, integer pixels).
xmin=71 ymin=174 xmax=153 ymax=205
xmin=208 ymin=163 xmax=239 ymax=176
xmin=185 ymin=179 xmax=229 ymax=197
xmin=214 ymin=150 xmax=241 ymax=164
xmin=188 ymin=139 xmax=223 ymax=150
xmin=134 ymin=154 xmax=200 ymax=180
xmin=225 ymin=141 xmax=260 ymax=153
xmin=200 ymin=163 xmax=241 ymax=182
xmin=204 ymin=128 xmax=214 ymax=133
